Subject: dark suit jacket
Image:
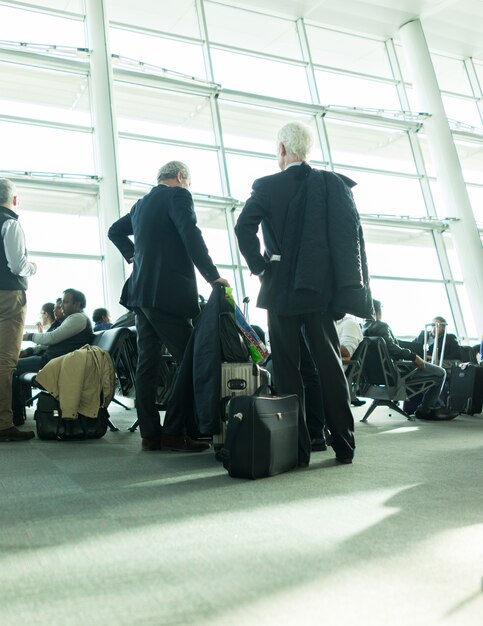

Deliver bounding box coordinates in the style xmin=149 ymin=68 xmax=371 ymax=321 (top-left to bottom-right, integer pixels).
xmin=108 ymin=185 xmax=219 ymax=319
xmin=235 ymin=163 xmax=373 ymax=318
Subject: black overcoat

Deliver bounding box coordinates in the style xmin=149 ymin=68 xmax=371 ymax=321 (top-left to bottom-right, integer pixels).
xmin=235 ymin=163 xmax=373 ymax=319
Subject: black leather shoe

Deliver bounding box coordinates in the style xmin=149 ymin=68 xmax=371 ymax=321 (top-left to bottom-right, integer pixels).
xmin=335 ymin=457 xmax=353 ymax=465
xmin=142 ymin=436 xmax=162 ymax=451
xmin=351 ymin=398 xmax=366 ymax=407
xmin=431 ymin=408 xmax=459 ymax=420
xmin=161 ymin=435 xmax=210 ymax=452
xmin=415 ymin=408 xmax=459 ymax=421
xmin=310 ymin=438 xmax=328 ymax=452
xmin=414 ymin=408 xmax=432 ymax=420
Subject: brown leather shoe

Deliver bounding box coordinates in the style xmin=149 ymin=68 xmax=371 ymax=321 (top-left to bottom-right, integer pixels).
xmin=141 ymin=436 xmax=162 ymax=451
xmin=161 ymin=435 xmax=210 ymax=453
xmin=0 ymin=426 xmax=35 ymax=442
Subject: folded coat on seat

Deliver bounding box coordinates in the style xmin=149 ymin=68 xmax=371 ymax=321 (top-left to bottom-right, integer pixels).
xmin=35 ymin=345 xmax=115 ymax=419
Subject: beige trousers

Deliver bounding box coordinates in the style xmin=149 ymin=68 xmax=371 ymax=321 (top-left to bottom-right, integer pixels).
xmin=0 ymin=290 xmax=26 ymax=430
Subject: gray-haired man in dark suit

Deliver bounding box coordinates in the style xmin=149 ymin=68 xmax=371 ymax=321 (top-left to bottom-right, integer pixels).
xmin=109 ymin=161 xmax=229 ymax=452
xmin=236 ymin=123 xmax=373 ymax=465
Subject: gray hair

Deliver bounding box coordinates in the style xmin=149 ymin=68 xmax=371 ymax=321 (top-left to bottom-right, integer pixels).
xmin=157 ymin=161 xmax=190 ymax=183
xmin=0 ymin=178 xmax=17 ymax=207
xmin=277 ymin=122 xmax=314 ymax=160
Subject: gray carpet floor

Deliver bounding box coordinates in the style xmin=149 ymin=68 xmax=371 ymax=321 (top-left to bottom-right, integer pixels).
xmin=1 ymin=399 xmax=482 ymax=626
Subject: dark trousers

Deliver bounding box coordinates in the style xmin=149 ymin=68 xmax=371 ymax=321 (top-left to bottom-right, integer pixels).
xmin=134 ymin=307 xmax=192 ymax=439
xmin=268 ymin=310 xmax=355 ymax=460
xmin=300 ymin=334 xmax=326 ymax=441
xmin=12 ymin=355 xmax=45 ymax=423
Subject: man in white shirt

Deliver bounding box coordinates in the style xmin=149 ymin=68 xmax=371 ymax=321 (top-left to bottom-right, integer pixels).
xmin=336 ymin=315 xmax=363 ymax=362
xmin=0 ymin=179 xmax=37 ymax=441
xmin=336 ymin=314 xmax=366 ymax=406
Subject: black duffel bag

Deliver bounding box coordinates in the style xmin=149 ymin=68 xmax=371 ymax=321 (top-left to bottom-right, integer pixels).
xmin=34 ymin=392 xmax=109 ymax=441
xmin=220 ymin=387 xmax=299 ymax=479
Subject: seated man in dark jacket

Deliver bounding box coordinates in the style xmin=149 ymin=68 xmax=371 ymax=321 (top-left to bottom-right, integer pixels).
xmin=414 ymin=315 xmax=462 ymax=362
xmin=12 ymin=288 xmax=93 ymax=421
xmin=362 ymin=300 xmax=457 ymax=419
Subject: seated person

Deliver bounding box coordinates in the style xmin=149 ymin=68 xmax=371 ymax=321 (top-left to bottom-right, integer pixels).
xmin=336 ymin=314 xmax=365 ymax=407
xmin=362 ymin=299 xmax=457 ymax=420
xmin=414 ymin=316 xmax=462 ymax=362
xmin=337 ymin=314 xmax=363 ymax=363
xmin=36 ymin=302 xmax=55 ymax=333
xmin=12 ymin=288 xmax=93 ymax=420
xmin=19 ymin=298 xmax=65 ymax=358
xmin=93 ymin=307 xmax=113 ymax=332
xmin=50 ymin=297 xmax=66 ymax=331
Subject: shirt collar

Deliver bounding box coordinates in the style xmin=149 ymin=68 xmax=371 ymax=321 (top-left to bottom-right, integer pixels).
xmin=284 ymin=161 xmax=303 ymax=170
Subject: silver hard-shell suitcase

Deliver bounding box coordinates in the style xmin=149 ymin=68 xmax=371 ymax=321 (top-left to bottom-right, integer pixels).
xmin=214 ymin=362 xmax=270 ymax=455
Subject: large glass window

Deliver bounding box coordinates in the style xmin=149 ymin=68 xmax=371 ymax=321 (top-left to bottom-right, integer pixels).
xmin=109 ymin=27 xmax=206 ymax=80
xmin=442 ymin=95 xmax=481 ymax=128
xmin=25 ymin=257 xmax=105 ymax=328
xmin=368 ymin=278 xmax=454 ymax=337
xmin=0 ymin=5 xmax=85 ymax=47
xmin=9 ymin=0 xmax=85 ymax=14
xmin=107 ymin=0 xmax=200 ymax=39
xmin=225 ymin=153 xmax=278 ymax=201
xmin=210 ymin=49 xmax=311 ymax=102
xmin=218 ymin=100 xmax=322 ymax=160
xmin=364 ymin=227 xmax=442 ymax=280
xmin=306 ymin=26 xmax=392 ymax=78
xmin=315 ymin=71 xmax=400 ymax=110
xmin=326 ymin=119 xmax=416 ymax=173
xmin=195 ymin=206 xmax=232 ymax=266
xmin=23 ymin=212 xmax=101 ymax=257
xmin=118 ymin=138 xmax=222 ymax=195
xmin=241 ymin=269 xmax=268 ymax=332
xmin=454 ymin=138 xmax=483 ymax=184
xmin=0 ymin=121 xmax=94 ymax=173
xmin=114 ymin=83 xmax=215 ymax=144
xmin=431 ymin=54 xmax=473 ymax=96
xmin=338 ymin=169 xmax=427 ymax=217
xmin=0 ymin=62 xmax=90 ymax=126
xmin=205 ymin=2 xmax=302 ymax=60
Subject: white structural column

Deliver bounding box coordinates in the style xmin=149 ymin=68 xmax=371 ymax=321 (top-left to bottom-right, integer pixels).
xmin=85 ymin=0 xmax=125 ymax=319
xmin=399 ymin=20 xmax=483 ymax=333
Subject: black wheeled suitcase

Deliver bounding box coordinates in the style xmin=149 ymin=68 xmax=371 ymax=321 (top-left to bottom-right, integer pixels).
xmin=213 ymin=362 xmax=270 ymax=455
xmin=220 ymin=391 xmax=299 ymax=479
xmin=448 ymin=363 xmax=483 ymax=415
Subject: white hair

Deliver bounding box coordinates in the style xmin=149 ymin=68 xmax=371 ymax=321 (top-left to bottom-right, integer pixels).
xmin=277 ymin=122 xmax=314 ymax=160
xmin=0 ymin=178 xmax=17 ymax=207
xmin=157 ymin=161 xmax=190 ymax=183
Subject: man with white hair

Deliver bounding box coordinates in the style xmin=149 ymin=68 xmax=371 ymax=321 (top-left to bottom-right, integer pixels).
xmin=109 ymin=161 xmax=229 ymax=452
xmin=0 ymin=178 xmax=37 ymax=442
xmin=235 ymin=122 xmax=373 ymax=465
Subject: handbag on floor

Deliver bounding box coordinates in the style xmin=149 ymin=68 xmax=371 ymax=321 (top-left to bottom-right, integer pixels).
xmin=220 ymin=387 xmax=299 ymax=479
xmin=34 ymin=392 xmax=109 ymax=440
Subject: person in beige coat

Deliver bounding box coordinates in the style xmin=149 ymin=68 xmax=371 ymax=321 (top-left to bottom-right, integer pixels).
xmin=35 ymin=344 xmax=115 ymax=419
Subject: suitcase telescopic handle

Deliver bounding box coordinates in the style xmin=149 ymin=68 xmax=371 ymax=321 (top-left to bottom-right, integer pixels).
xmin=254 ymin=384 xmax=276 ymax=396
